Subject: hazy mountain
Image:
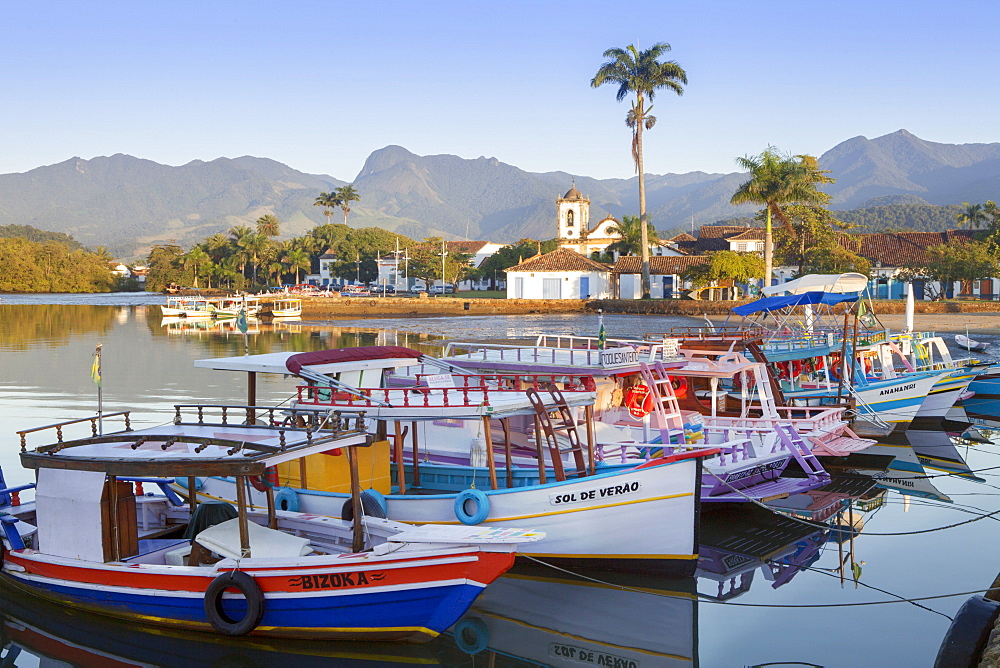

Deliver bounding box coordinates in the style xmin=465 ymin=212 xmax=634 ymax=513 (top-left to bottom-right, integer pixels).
xmin=0 ymin=130 xmax=997 ymax=259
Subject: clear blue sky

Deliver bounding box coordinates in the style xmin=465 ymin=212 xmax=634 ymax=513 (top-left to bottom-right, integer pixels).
xmin=1 ymin=0 xmax=996 ymax=181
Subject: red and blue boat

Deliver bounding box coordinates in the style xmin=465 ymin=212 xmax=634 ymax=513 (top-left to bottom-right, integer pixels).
xmin=0 ymin=404 xmax=542 ymax=642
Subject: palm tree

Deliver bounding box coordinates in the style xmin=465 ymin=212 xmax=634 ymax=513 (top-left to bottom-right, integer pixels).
xmin=314 ymin=192 xmax=341 ymax=225
xmin=182 ymin=247 xmax=210 ymax=288
xmin=333 ymin=185 xmax=361 ymax=225
xmin=256 ymin=214 xmax=281 ymax=238
xmin=730 ymin=148 xmax=831 ymax=288
xmin=592 ymin=43 xmax=686 ymax=299
xmin=606 ymin=215 xmax=658 ymax=258
xmin=957 ymin=202 xmax=988 ymax=229
xmin=239 ymin=233 xmax=272 ymax=287
xmin=283 ymin=248 xmax=312 ymax=284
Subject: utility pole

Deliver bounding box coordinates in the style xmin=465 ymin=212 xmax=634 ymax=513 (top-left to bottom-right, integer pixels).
xmin=440 ymin=239 xmax=447 ymax=294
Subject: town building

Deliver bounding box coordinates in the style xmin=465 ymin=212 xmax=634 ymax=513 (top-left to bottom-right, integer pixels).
xmin=505 ymin=247 xmax=612 ymax=299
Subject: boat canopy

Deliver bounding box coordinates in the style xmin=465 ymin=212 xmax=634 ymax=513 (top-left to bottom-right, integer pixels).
xmin=760 ymin=273 xmax=868 ymax=296
xmin=285 ymin=347 xmax=423 ymax=375
xmin=732 ymin=291 xmax=858 ymax=316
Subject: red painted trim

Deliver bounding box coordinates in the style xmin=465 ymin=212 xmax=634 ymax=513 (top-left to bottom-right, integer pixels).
xmin=634 ymin=449 xmax=721 ymax=469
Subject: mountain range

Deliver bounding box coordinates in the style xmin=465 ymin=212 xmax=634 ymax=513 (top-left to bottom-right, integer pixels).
xmin=1 ymin=129 xmax=997 ymax=259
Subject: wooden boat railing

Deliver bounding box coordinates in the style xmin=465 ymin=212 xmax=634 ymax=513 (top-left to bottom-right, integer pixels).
xmin=296 ymin=375 xmax=595 ymax=409
xmin=17 ymin=411 xmax=132 ymax=451
xmin=444 ymin=340 xmax=681 ymax=366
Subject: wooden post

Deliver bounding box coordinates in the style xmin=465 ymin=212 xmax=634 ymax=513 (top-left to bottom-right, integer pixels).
xmin=502 ymin=418 xmax=513 ymax=488
xmin=299 ymin=458 xmax=308 ymax=490
xmin=247 ymin=371 xmax=257 ymax=424
xmin=186 ymin=477 xmax=198 ymax=515
xmin=109 ymin=475 xmax=121 ymax=562
xmin=393 ymin=421 xmax=406 ymax=494
xmin=410 ymin=421 xmax=421 ymax=488
xmin=266 ymin=487 xmax=277 ymax=529
xmin=348 ymin=446 xmax=364 ymax=553
xmin=483 ymin=417 xmax=498 ymax=490
xmin=235 ymin=476 xmax=251 ymax=559
xmin=533 ymin=415 xmax=547 ymax=485
xmin=584 ymin=405 xmax=596 ymax=476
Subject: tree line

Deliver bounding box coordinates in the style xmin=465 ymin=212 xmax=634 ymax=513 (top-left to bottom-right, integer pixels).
xmin=0 ymin=235 xmax=119 ymax=293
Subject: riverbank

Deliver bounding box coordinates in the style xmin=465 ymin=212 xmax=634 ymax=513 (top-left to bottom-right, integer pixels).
xmin=289 ymin=296 xmax=1000 ymax=333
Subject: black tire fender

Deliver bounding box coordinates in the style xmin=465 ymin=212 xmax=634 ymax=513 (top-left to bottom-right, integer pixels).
xmin=204 ymin=571 xmax=265 ymax=636
xmin=934 ymin=595 xmax=1000 ymax=667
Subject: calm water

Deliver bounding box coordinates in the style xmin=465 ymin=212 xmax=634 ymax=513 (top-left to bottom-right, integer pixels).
xmin=1 ymin=298 xmax=999 ymax=667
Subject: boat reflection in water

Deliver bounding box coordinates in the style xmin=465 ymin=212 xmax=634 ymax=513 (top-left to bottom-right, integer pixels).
xmin=0 ymin=581 xmax=470 ymax=667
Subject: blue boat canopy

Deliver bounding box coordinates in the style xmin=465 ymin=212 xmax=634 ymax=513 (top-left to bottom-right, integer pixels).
xmin=732 ymin=291 xmax=858 ymax=316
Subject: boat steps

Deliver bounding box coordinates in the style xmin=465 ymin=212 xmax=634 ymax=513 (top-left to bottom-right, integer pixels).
xmin=701 ymin=476 xmax=829 ymax=503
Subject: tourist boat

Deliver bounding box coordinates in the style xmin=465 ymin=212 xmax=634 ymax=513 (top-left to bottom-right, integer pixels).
xmin=0 ymin=406 xmax=542 ymax=642
xmin=418 ymin=338 xmax=837 ymax=501
xmin=211 ymin=295 xmax=262 ymax=317
xmin=956 ymin=334 xmax=990 ymax=352
xmin=160 ymin=296 xmax=218 ymax=318
xmin=266 ymin=297 xmax=303 ymax=318
xmin=190 ymin=347 xmax=719 ymax=574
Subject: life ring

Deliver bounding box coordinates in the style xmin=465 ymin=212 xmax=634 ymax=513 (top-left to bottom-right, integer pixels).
xmin=370 ymin=300 xmax=377 ymax=306
xmin=274 ymin=487 xmax=300 ymax=512
xmin=204 ymin=571 xmax=265 ymax=636
xmin=454 ymin=489 xmax=490 ymax=525
xmin=340 ymin=489 xmax=388 ymax=521
xmin=623 ymin=384 xmax=654 ymax=418
xmin=248 ymin=467 xmax=278 ymax=493
xmin=668 ymin=376 xmax=688 ymax=399
xmin=453 ymin=616 xmax=490 ymax=655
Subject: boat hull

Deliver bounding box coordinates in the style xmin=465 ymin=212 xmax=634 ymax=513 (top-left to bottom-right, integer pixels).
xmin=2 ymin=546 xmax=513 ymax=642
xmin=193 ymin=455 xmax=704 ymax=575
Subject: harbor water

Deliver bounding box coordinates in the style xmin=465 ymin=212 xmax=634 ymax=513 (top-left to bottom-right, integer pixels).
xmin=1 ymin=295 xmax=999 ymax=666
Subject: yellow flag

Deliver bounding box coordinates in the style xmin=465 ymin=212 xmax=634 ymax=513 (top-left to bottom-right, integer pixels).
xmin=90 ymin=351 xmax=102 ymax=387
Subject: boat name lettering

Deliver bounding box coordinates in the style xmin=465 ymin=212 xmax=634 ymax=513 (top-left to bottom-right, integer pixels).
xmin=724 ymin=459 xmax=786 ymax=483
xmin=549 ymin=643 xmax=638 ymax=667
xmin=288 ymin=571 xmax=383 ymax=589
xmin=879 ymin=382 xmax=916 ymax=396
xmin=600 ymin=347 xmax=639 ymax=368
xmin=549 ymin=481 xmax=641 ymax=506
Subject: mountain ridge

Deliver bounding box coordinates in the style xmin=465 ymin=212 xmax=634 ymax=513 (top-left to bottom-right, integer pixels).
xmin=0 ymin=130 xmax=997 ymax=258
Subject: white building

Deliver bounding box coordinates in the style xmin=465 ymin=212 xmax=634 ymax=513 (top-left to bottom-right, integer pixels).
xmin=505 ymin=248 xmax=612 ymax=299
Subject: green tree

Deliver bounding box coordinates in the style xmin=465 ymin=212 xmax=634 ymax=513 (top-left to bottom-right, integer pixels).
xmin=730 ymin=148 xmax=832 ymax=288
xmin=256 ymin=214 xmax=281 ymax=238
xmin=899 ymin=241 xmax=999 ymax=300
xmin=478 ymin=239 xmax=559 ymax=288
xmin=145 ymin=244 xmax=186 ymax=291
xmin=334 ymin=185 xmax=361 ymax=225
xmin=956 ymin=202 xmax=988 ymax=230
xmin=774 ymin=205 xmax=869 ymax=276
xmin=681 ymin=250 xmax=765 ymax=295
xmin=592 ymin=42 xmax=686 ymax=299
xmin=606 ymin=214 xmax=659 ymax=258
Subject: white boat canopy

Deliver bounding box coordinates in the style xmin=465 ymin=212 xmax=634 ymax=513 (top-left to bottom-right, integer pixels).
xmin=761 ymin=273 xmax=868 ymax=296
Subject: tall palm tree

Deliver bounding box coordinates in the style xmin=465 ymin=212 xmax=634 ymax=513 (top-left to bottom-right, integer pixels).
xmin=957 ymin=202 xmax=988 ymax=229
xmin=334 ymin=185 xmax=361 ymax=225
xmin=256 ymin=214 xmax=281 ymax=238
xmin=592 ymin=43 xmax=686 ymax=299
xmin=314 ymin=192 xmax=341 ymax=225
xmin=730 ymin=148 xmax=830 ymax=287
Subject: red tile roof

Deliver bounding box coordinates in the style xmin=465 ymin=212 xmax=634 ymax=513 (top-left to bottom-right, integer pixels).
xmin=839 ymin=229 xmax=978 ymax=267
xmin=612 ymin=255 xmax=710 ymax=274
xmin=726 ymin=229 xmax=765 ymax=241
xmin=506 ymin=247 xmax=611 ymax=273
